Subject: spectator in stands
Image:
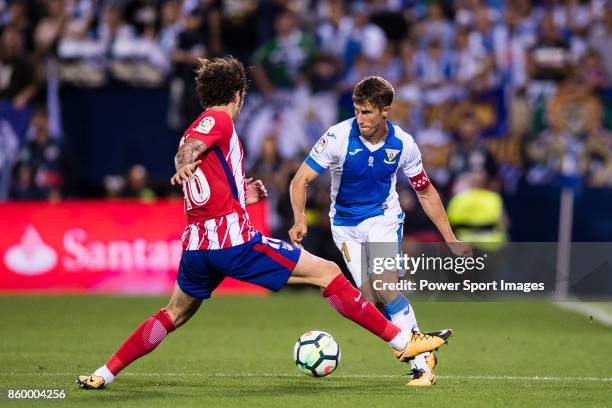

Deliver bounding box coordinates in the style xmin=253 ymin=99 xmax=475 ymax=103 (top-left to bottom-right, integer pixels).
xmin=158 ymin=0 xmax=182 ymax=56
xmin=492 ymin=5 xmax=532 ymax=90
xmin=315 ymin=0 xmax=352 ymax=69
xmin=414 ymin=38 xmax=455 ymax=105
xmin=391 ymin=38 xmax=421 ymax=131
xmin=103 ymin=174 xmax=124 ymax=199
xmin=589 ymin=8 xmax=612 ymax=81
xmin=251 ymin=135 xmax=285 ymax=189
xmin=249 ymin=135 xmax=287 ymax=231
xmin=421 ymin=3 xmax=454 ymax=48
xmin=346 ymin=1 xmax=387 ymax=64
xmin=283 ymin=53 xmax=342 ymax=149
xmin=526 ymin=11 xmax=572 ymax=103
xmin=10 ymin=163 xmax=44 ymax=200
xmin=468 ymin=53 xmax=502 ymax=94
xmin=120 ymin=164 xmax=155 ymax=201
xmin=0 ymin=116 xmax=19 ymax=200
xmin=108 ymin=2 xmax=169 ymax=86
xmin=1 ymin=0 xmax=32 ymax=49
xmin=251 ymin=8 xmax=315 ymax=97
xmin=245 ymin=9 xmax=315 ymax=163
xmin=171 ymin=9 xmax=206 ymax=128
xmin=578 ymin=49 xmax=609 ymax=91
xmin=468 ymin=5 xmax=496 ymax=54
xmin=579 ymin=127 xmax=612 ymax=187
xmin=454 ymin=27 xmax=487 ymax=94
xmin=416 ymin=104 xmax=453 ymax=191
xmin=552 ymin=0 xmax=592 ymax=39
xmin=34 ymin=0 xmax=69 ymax=60
xmin=454 ymin=0 xmax=500 ymax=29
xmin=526 ymin=77 xmax=603 ymax=184
xmin=98 ymin=2 xmax=135 ymax=49
xmin=217 ymin=0 xmax=256 ymax=63
xmin=0 ymin=26 xmax=37 ymax=109
xmin=12 ymin=107 xmax=63 ymax=199
xmin=448 ymin=109 xmax=500 ymax=194
xmin=341 ymin=45 xmax=402 ymax=99
xmin=35 ymin=0 xmax=69 ymax=138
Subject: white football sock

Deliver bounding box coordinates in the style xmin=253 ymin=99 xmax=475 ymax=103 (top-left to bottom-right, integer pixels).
xmin=385 ymin=294 xmax=432 ymax=372
xmin=94 ymin=365 xmax=115 ymax=386
xmin=390 ymin=304 xmax=418 ymax=332
xmin=411 ymin=353 xmax=432 ymax=374
xmin=387 ymin=330 xmax=410 ymax=351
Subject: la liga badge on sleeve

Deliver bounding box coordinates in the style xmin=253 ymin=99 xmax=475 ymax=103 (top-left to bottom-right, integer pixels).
xmin=312 ymin=136 xmax=328 ymax=156
xmin=196 ymin=116 xmax=216 ymax=134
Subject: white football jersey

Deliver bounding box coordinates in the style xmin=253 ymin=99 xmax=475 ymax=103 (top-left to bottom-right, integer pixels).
xmin=305 ymin=118 xmax=429 ymax=227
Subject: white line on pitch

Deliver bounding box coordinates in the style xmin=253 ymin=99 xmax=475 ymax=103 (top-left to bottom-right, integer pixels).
xmin=554 ymin=302 xmax=612 ymax=327
xmin=1 ymin=372 xmax=611 ymax=382
xmin=439 ymin=375 xmax=612 ymax=382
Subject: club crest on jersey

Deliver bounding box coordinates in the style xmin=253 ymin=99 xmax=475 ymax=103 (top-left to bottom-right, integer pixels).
xmin=384 ymin=148 xmax=400 ymax=164
xmin=312 ymin=136 xmax=328 ymax=156
xmin=196 ymin=116 xmax=215 ymax=134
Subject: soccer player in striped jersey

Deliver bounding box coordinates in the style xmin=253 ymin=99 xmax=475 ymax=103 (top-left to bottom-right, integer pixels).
xmin=289 ymin=76 xmax=471 ymax=386
xmin=77 ymin=58 xmax=451 ymax=390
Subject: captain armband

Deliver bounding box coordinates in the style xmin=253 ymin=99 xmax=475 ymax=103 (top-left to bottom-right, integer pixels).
xmin=409 ymin=169 xmax=431 ymax=192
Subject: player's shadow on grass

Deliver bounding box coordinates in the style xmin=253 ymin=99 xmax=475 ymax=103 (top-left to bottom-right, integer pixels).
xmin=77 ymin=389 xmax=186 ymax=403
xmin=100 ymin=377 xmax=397 ymax=400
xmin=194 ymin=378 xmax=395 ymax=397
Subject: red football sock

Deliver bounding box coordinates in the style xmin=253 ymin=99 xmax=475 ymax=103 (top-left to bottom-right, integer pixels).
xmin=106 ymin=309 xmax=176 ymax=375
xmin=322 ymin=274 xmax=400 ymax=341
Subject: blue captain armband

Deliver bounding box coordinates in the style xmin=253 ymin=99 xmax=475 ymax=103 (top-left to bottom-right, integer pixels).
xmin=305 ymin=156 xmax=326 ymax=174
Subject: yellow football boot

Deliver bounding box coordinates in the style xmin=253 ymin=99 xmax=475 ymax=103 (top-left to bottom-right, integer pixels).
xmin=393 ymin=329 xmax=452 ymax=361
xmin=407 ymin=369 xmax=436 ymax=387
xmin=76 ymin=374 xmax=106 ymax=390
xmin=407 ymin=342 xmax=441 ymax=387
xmin=425 ymin=352 xmax=437 ymax=371
xmin=405 ymin=353 xmax=438 ymax=387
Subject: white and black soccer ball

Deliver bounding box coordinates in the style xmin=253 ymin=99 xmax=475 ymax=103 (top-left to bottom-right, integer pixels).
xmin=293 ymin=330 xmax=340 ymax=377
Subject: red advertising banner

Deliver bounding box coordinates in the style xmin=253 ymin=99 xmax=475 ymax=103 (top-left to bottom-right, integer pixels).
xmin=0 ymin=200 xmax=270 ymax=295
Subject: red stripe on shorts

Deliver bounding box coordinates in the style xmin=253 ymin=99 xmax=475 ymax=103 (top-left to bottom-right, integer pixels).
xmin=253 ymin=243 xmax=297 ymax=271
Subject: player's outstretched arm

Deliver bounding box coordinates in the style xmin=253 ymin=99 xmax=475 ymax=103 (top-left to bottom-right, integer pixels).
xmin=170 ymin=139 xmax=207 ymax=185
xmin=416 ymin=184 xmax=473 ymax=257
xmin=288 ymin=162 xmax=321 ymax=245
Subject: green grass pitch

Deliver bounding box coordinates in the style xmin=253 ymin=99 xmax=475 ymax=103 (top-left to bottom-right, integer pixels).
xmin=0 ymin=293 xmax=611 ymax=407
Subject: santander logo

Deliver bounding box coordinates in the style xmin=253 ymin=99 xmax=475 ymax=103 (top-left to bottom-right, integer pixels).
xmin=4 ymin=225 xmax=58 ymax=275
xmin=3 ymin=225 xmax=182 ymax=276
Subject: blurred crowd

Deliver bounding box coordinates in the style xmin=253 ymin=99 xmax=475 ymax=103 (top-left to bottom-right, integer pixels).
xmin=1 ymin=0 xmax=612 ymax=242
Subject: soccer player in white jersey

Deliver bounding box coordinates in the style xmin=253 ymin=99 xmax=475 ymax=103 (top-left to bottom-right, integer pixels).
xmin=76 ymin=61 xmax=452 ymax=391
xmin=289 ymin=76 xmax=471 ymax=387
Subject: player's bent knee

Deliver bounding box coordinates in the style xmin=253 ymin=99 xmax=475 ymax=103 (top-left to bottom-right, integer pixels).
xmin=292 ymin=250 xmax=341 ymax=288
xmin=317 ymin=260 xmax=341 ymax=288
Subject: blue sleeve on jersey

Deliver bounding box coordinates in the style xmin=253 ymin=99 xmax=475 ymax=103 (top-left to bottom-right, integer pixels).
xmin=305 ymin=156 xmax=325 ymax=174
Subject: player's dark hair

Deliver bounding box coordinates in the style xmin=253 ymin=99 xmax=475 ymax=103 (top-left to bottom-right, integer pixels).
xmin=352 ymin=76 xmax=395 ymax=110
xmin=195 ymin=56 xmax=247 ymax=108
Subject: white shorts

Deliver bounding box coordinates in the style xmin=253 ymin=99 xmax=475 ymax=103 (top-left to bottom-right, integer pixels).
xmin=331 ymin=214 xmax=404 ymax=287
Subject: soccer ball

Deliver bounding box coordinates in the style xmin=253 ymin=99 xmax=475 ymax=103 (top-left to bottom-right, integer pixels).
xmin=293 ymin=330 xmax=341 ymax=377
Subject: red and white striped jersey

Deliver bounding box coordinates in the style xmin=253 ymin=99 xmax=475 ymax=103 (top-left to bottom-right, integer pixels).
xmin=178 ymin=109 xmax=256 ymax=250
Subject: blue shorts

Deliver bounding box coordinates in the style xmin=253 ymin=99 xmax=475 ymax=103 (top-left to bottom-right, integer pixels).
xmin=177 ymin=232 xmax=302 ymax=299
